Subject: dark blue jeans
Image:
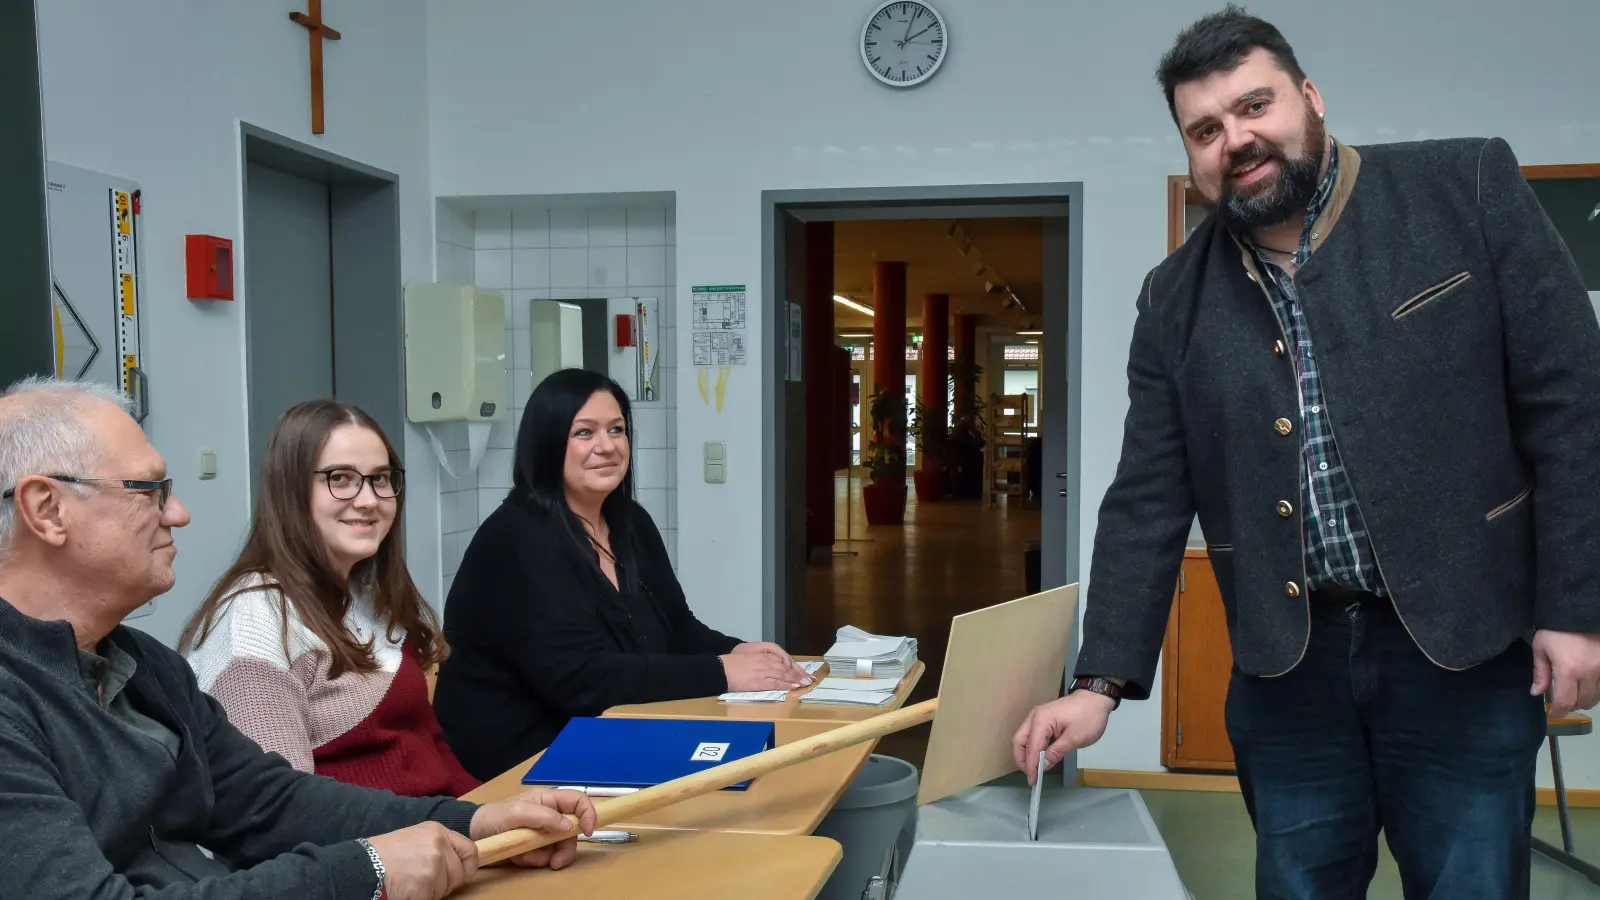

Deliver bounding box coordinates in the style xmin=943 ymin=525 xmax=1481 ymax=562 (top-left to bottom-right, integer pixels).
xmin=1225 ymin=592 xmax=1546 ymax=900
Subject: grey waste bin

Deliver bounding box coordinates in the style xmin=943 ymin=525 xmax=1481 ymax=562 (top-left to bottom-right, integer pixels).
xmin=812 ymin=754 xmax=919 ymax=900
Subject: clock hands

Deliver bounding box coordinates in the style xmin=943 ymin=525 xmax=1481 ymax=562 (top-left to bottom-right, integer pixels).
xmin=903 ymin=23 xmax=936 ymax=44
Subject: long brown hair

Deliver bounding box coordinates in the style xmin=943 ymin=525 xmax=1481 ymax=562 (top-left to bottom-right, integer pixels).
xmin=179 ymin=400 xmax=444 ymax=679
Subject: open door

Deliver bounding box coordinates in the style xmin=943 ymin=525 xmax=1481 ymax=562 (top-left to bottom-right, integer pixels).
xmin=769 ymin=210 xmax=808 ymax=646
xmin=1039 ymin=213 xmax=1074 ymax=593
xmin=1039 ymin=210 xmax=1083 ymax=783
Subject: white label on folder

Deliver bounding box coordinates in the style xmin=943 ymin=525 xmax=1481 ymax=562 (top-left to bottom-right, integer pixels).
xmin=691 ymin=742 xmax=731 ymax=762
xmin=856 ymin=659 xmax=873 ymax=677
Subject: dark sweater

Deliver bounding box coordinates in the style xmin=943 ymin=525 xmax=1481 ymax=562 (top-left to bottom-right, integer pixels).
xmin=0 ymin=596 xmax=478 ymax=900
xmin=435 ymin=497 xmax=742 ymax=780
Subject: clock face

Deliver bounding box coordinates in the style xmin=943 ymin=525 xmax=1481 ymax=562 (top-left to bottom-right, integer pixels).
xmin=861 ymin=1 xmax=947 ymax=88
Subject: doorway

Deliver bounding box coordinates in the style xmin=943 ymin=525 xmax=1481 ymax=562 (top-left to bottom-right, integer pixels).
xmin=240 ymin=126 xmax=404 ymax=498
xmin=1524 ymin=164 xmax=1600 ymax=301
xmin=761 ymin=186 xmax=1084 ymax=762
xmin=0 ymin=0 xmax=51 ymax=386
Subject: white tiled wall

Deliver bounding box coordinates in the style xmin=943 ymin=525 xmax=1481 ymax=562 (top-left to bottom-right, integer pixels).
xmin=433 ymin=202 xmax=481 ymax=600
xmin=433 ymin=201 xmax=678 ymax=598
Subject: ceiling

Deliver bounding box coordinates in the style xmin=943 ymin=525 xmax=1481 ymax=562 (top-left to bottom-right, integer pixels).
xmin=830 ymin=216 xmax=1042 ymax=334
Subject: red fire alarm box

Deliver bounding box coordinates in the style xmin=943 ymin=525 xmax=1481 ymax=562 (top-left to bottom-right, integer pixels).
xmin=186 ymin=234 xmax=234 ymax=300
xmin=615 ymin=313 xmax=638 ymax=347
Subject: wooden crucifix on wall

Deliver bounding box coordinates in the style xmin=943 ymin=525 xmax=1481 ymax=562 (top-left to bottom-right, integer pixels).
xmin=289 ymin=0 xmax=341 ymax=134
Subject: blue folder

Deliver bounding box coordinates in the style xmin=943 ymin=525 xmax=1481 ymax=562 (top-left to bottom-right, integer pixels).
xmin=521 ymin=717 xmax=777 ymax=791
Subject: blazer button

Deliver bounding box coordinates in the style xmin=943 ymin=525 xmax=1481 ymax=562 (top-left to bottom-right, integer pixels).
xmin=1277 ymin=500 xmax=1293 ymax=517
xmin=1273 ymin=339 xmax=1285 ymax=357
xmin=1285 ymin=581 xmax=1302 ymax=598
xmin=1274 ymin=417 xmax=1293 ymax=436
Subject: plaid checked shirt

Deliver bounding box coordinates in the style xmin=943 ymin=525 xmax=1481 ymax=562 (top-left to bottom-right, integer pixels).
xmin=1246 ymin=141 xmax=1388 ymax=596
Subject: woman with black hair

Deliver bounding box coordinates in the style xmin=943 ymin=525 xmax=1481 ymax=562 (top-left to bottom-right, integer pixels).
xmin=433 ymin=368 xmax=811 ymax=780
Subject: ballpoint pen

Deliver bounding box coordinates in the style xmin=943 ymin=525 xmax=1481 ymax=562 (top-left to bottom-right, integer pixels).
xmin=556 ymin=785 xmax=640 ymax=797
xmin=578 ymin=831 xmax=639 ymax=844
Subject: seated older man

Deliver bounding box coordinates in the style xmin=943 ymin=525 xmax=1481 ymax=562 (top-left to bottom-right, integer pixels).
xmin=0 ymin=377 xmax=596 ymax=900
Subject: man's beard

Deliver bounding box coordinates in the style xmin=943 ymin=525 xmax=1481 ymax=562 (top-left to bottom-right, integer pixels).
xmin=1210 ymin=105 xmax=1327 ymax=233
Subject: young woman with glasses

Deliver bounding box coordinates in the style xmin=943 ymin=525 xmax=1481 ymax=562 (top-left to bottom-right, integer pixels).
xmin=179 ymin=400 xmax=478 ymax=797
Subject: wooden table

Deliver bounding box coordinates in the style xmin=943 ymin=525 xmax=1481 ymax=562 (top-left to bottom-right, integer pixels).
xmin=454 ymin=830 xmax=842 ymax=900
xmin=464 ymin=719 xmax=874 ymax=836
xmin=604 ymin=660 xmax=925 ymax=724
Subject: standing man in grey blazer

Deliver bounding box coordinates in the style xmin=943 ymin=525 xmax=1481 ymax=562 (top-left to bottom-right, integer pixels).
xmin=1014 ymin=5 xmax=1600 ymax=898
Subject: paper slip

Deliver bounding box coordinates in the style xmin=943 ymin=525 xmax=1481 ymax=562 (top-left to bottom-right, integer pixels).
xmin=828 ymin=638 xmax=905 ymax=658
xmin=816 ymin=677 xmax=900 ymax=692
xmin=799 ymin=687 xmax=895 ymax=706
xmin=837 ymin=625 xmax=904 ymax=644
xmin=718 ymin=690 xmax=791 ymax=702
xmin=1028 ymin=751 xmax=1046 ymax=840
xmin=800 ymin=661 xmax=825 ymax=675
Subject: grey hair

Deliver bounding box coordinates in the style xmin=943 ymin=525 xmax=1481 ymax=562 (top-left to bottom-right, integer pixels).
xmin=0 ymin=377 xmax=136 ymax=561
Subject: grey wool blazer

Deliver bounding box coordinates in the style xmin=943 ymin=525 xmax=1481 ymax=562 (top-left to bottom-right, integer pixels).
xmin=1075 ymin=136 xmax=1600 ymax=700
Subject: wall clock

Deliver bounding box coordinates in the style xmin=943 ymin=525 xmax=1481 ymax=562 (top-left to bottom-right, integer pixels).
xmin=860 ymin=1 xmax=948 ymax=88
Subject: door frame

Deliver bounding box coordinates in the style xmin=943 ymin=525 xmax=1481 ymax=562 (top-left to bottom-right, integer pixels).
xmin=239 ymin=124 xmax=404 ymax=503
xmin=759 ymin=181 xmax=1086 ymax=686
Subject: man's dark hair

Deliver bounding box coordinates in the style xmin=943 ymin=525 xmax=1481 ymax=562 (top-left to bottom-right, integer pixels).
xmin=1156 ymin=5 xmax=1307 ymax=123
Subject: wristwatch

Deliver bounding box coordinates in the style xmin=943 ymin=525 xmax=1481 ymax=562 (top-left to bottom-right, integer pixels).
xmin=1069 ymin=676 xmax=1123 ymax=710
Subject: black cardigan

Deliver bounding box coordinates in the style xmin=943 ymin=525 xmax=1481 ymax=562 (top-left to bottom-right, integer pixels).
xmin=434 ymin=496 xmax=742 ymax=780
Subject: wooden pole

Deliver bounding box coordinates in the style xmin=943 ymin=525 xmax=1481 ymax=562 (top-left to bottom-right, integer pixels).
xmin=475 ymin=698 xmax=940 ymax=866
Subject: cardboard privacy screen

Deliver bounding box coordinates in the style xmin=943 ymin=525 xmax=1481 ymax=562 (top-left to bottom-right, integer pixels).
xmin=917 ymin=584 xmax=1079 ymax=806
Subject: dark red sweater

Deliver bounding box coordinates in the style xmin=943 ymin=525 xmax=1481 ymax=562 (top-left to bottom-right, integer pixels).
xmin=314 ymin=639 xmax=480 ymax=798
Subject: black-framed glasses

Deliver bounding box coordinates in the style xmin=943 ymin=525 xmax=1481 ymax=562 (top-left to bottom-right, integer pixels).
xmin=316 ymin=467 xmax=404 ymax=501
xmin=1 ymin=475 xmax=173 ymax=510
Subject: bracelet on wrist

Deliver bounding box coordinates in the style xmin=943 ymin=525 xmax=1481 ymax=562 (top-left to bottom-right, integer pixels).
xmin=355 ymin=837 xmax=386 ymax=900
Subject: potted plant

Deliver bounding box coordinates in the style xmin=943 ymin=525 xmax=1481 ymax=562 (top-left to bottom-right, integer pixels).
xmin=909 ymin=398 xmax=948 ymax=503
xmin=861 ymin=387 xmax=908 ymax=525
xmin=946 ymin=359 xmax=989 ymax=499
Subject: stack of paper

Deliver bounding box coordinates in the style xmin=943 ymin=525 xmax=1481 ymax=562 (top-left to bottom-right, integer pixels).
xmin=717 ymin=661 xmax=825 ymax=702
xmin=799 ymin=676 xmax=899 ymax=707
xmin=823 ymin=625 xmax=918 ymax=680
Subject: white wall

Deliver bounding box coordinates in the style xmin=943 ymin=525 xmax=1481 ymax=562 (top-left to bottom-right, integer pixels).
xmin=432 ymin=200 xmax=680 ymax=598
xmin=427 ymin=0 xmax=1600 ymax=784
xmin=36 ymin=0 xmax=442 ymax=641
xmin=433 ymin=203 xmax=478 ymax=600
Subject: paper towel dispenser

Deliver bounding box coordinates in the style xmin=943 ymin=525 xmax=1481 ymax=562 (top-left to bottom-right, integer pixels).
xmin=404 ymin=283 xmax=508 ymax=423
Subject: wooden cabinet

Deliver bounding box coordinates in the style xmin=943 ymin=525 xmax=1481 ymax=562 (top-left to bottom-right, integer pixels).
xmin=1160 ymin=550 xmax=1236 ymax=771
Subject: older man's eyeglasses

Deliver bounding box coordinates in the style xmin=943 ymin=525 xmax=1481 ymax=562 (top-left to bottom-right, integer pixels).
xmin=1 ymin=475 xmax=173 ymax=510
xmin=316 ymin=468 xmax=404 ymax=501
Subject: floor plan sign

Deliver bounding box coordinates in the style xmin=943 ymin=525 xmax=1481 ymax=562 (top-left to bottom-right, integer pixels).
xmin=45 ymin=161 xmax=142 ymax=415
xmin=51 ymin=279 xmax=101 ymax=380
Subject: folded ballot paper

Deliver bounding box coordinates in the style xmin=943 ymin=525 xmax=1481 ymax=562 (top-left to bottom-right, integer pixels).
xmin=798 ymin=676 xmax=900 ymax=707
xmin=717 ymin=661 xmax=825 ymax=702
xmin=823 ymin=625 xmax=918 ymax=680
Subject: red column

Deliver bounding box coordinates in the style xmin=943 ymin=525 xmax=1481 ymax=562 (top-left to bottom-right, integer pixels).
xmin=920 ymin=294 xmax=949 ymax=428
xmin=952 ymin=312 xmax=979 ymax=423
xmin=803 ymin=221 xmax=835 ymax=552
xmin=872 ymin=262 xmax=908 ymax=481
xmin=916 ymin=294 xmax=950 ymax=500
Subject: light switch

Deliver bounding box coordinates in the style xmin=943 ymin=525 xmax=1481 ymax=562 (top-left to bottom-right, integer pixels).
xmin=198 ymin=449 xmax=217 ymax=480
xmin=703 ymin=441 xmax=726 ymax=483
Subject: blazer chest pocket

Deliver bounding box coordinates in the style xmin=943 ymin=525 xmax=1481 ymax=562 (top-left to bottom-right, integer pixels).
xmin=1486 ymin=484 xmax=1531 ymax=521
xmin=1392 ymin=271 xmax=1472 ymax=321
